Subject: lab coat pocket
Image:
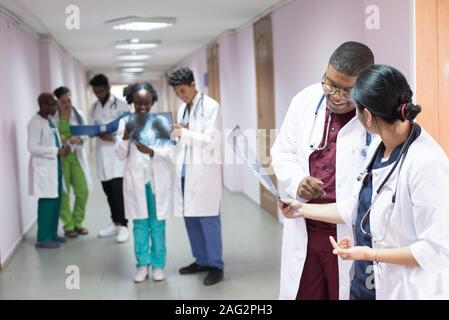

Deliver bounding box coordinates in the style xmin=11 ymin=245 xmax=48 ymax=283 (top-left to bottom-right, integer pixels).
xmin=33 ymin=158 xmax=49 ymax=178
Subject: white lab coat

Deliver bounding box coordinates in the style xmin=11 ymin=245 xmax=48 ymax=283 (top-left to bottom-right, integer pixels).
xmin=173 ymin=92 xmax=223 ymax=217
xmin=27 ymin=114 xmax=62 ymax=198
xmin=115 ymin=117 xmax=174 ymax=221
xmin=338 ymin=128 xmax=449 ymax=300
xmin=53 ymin=107 xmax=93 ymax=192
xmin=90 ymin=95 xmax=130 ymax=182
xmin=271 ymin=83 xmax=369 ymax=300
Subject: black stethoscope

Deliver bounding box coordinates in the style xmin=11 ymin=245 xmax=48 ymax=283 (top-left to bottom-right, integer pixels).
xmin=357 ymin=122 xmax=417 ymax=243
xmin=93 ymin=96 xmax=118 ymax=112
xmin=309 ymin=94 xmax=372 ymax=156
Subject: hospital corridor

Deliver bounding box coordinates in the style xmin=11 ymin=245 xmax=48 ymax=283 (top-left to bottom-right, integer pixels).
xmin=1 ymin=0 xmax=449 ymax=305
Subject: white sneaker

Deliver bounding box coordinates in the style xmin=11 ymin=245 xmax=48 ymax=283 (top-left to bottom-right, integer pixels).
xmin=133 ymin=266 xmax=149 ymax=283
xmin=116 ymin=226 xmax=129 ymax=243
xmin=98 ymin=223 xmax=119 ymax=238
xmin=152 ymin=268 xmax=165 ymax=282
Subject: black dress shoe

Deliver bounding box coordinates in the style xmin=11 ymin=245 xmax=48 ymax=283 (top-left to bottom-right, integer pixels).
xmin=179 ymin=262 xmax=210 ymax=275
xmin=204 ymin=268 xmax=224 ymax=286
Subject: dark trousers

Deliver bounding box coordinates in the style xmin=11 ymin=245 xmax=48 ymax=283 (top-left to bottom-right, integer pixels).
xmin=296 ymin=230 xmax=339 ymax=300
xmin=101 ymin=177 xmax=127 ymax=227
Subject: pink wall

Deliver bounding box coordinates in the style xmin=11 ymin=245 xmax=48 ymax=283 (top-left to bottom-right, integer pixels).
xmin=0 ymin=15 xmax=88 ymax=266
xmin=40 ymin=39 xmax=88 ymax=113
xmin=219 ymin=26 xmax=260 ymax=203
xmin=272 ymin=0 xmax=414 ymax=128
xmin=177 ymin=0 xmax=414 ymax=205
xmin=176 ymin=47 xmax=209 ymax=95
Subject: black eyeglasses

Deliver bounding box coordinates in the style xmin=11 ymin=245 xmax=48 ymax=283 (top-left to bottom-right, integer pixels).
xmin=321 ymin=74 xmax=353 ymax=102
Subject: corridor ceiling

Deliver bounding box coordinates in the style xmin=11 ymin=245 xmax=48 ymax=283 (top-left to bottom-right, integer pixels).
xmin=0 ymin=0 xmax=286 ymax=81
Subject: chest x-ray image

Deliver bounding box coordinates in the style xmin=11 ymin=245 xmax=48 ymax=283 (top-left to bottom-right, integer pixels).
xmin=126 ymin=112 xmax=176 ymax=147
xmin=227 ymin=125 xmax=280 ymax=199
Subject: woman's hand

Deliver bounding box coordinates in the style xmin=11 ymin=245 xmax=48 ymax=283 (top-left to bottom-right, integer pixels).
xmin=136 ymin=142 xmax=154 ymax=157
xmin=329 ymin=236 xmax=373 ymax=261
xmin=60 ymin=134 xmax=67 ymax=145
xmin=69 ymin=136 xmax=81 ymax=145
xmin=278 ymin=198 xmax=304 ymax=219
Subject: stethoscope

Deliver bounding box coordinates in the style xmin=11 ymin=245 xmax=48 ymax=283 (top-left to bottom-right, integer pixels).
xmin=93 ymin=96 xmax=118 ymax=112
xmin=309 ymin=94 xmax=372 ymax=157
xmin=181 ymin=93 xmax=205 ymax=131
xmin=357 ymin=122 xmax=417 ymax=243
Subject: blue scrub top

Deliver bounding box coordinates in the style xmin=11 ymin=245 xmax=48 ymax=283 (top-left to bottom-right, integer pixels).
xmin=350 ymin=141 xmax=404 ymax=300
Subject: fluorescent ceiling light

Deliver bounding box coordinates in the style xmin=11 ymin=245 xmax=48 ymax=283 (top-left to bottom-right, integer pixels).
xmin=119 ymin=62 xmax=147 ymax=67
xmin=116 ymin=53 xmax=152 ymax=61
xmin=121 ymin=67 xmax=145 ymax=73
xmin=106 ymin=17 xmax=176 ymax=32
xmin=114 ymin=40 xmax=161 ymax=50
xmin=120 ymin=73 xmax=138 ymax=79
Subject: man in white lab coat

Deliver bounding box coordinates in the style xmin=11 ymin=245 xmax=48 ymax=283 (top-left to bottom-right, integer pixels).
xmin=89 ymin=74 xmax=131 ymax=243
xmin=169 ymin=68 xmax=224 ymax=286
xmin=28 ymin=93 xmax=71 ymax=249
xmin=271 ymin=42 xmax=374 ymax=300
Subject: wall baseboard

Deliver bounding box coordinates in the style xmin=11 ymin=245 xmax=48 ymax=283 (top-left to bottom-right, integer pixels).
xmin=0 ymin=217 xmax=36 ymax=270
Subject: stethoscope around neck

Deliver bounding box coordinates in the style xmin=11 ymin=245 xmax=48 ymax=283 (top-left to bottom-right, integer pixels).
xmin=308 ymin=94 xmax=372 ymax=155
xmin=182 ymin=93 xmax=205 ymax=131
xmin=357 ymin=122 xmax=417 ymax=243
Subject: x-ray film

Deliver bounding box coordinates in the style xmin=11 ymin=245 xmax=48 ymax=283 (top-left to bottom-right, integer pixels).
xmin=227 ymin=125 xmax=280 ymax=199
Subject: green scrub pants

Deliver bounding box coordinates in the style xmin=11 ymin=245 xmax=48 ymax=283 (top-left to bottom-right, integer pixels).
xmin=133 ymin=183 xmax=166 ymax=269
xmin=58 ymin=119 xmax=89 ymax=231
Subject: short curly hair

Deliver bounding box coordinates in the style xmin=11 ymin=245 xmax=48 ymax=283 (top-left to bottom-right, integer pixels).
xmin=168 ymin=67 xmax=195 ymax=87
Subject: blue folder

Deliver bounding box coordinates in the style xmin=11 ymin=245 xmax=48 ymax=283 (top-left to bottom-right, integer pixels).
xmin=70 ymin=112 xmax=130 ymax=137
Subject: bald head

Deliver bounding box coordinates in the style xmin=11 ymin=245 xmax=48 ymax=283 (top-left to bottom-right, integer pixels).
xmin=37 ymin=92 xmax=57 ymax=117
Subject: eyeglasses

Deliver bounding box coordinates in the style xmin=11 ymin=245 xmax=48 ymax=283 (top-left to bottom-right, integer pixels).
xmin=321 ymin=74 xmax=353 ymax=101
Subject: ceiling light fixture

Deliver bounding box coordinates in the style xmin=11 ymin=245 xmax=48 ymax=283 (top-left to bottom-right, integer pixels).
xmin=120 ymin=67 xmax=145 ymax=73
xmin=106 ymin=17 xmax=176 ymax=32
xmin=116 ymin=52 xmax=152 ymax=61
xmin=119 ymin=62 xmax=147 ymax=68
xmin=114 ymin=40 xmax=161 ymax=50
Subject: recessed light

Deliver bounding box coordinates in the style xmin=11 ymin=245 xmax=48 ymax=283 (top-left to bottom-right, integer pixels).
xmin=114 ymin=40 xmax=161 ymax=50
xmin=130 ymin=38 xmax=140 ymax=43
xmin=106 ymin=17 xmax=176 ymax=32
xmin=116 ymin=53 xmax=152 ymax=61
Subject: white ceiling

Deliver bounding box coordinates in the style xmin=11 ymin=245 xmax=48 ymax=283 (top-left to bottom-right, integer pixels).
xmin=0 ymin=0 xmax=286 ymax=82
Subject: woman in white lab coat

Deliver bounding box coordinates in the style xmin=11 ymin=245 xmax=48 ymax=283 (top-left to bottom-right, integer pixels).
xmin=115 ymin=82 xmax=174 ymax=283
xmin=280 ymin=65 xmax=449 ymax=299
xmin=53 ymin=86 xmax=93 ymax=238
xmin=28 ymin=93 xmax=71 ymax=249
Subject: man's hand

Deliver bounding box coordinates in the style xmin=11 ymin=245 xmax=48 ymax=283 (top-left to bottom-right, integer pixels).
xmin=171 ymin=124 xmax=183 ymax=139
xmin=123 ymin=129 xmax=130 ymax=141
xmin=297 ymin=176 xmax=326 ymax=201
xmin=278 ymin=198 xmax=304 ymax=219
xmin=136 ymin=142 xmax=154 ymax=157
xmin=58 ymin=145 xmax=71 ymax=157
xmin=99 ymin=133 xmax=114 ymax=142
